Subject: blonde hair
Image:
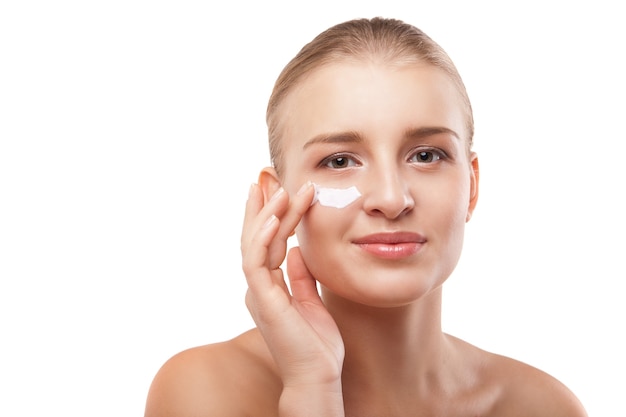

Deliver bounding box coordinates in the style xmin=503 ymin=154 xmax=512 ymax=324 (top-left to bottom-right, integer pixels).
xmin=266 ymin=17 xmax=474 ymax=176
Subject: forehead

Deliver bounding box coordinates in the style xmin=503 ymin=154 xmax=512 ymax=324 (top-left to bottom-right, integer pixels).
xmin=277 ymin=61 xmax=467 ymax=148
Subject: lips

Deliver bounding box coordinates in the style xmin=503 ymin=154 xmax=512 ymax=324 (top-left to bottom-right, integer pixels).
xmin=352 ymin=232 xmax=426 ymax=259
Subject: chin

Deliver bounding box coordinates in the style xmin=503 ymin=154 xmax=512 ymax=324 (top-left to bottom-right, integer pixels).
xmin=322 ymin=268 xmax=446 ymax=308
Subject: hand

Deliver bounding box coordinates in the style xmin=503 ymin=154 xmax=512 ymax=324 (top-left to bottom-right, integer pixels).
xmin=241 ymin=182 xmax=345 ymax=388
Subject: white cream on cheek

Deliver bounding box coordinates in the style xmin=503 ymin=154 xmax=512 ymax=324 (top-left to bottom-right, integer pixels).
xmin=311 ymin=184 xmax=361 ymax=209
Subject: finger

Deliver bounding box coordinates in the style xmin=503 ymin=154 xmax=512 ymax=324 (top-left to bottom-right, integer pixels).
xmin=267 ymin=182 xmax=316 ymax=267
xmin=278 ymin=182 xmax=316 ymax=240
xmin=244 ymin=268 xmax=290 ymax=326
xmin=242 ymin=214 xmax=293 ymax=312
xmin=241 ymin=185 xmax=288 ymax=258
xmin=242 ymin=184 xmax=263 ymax=233
xmin=286 ymin=246 xmax=323 ymax=305
xmin=242 ymin=209 xmax=279 ymax=275
xmin=241 ymin=183 xmax=263 ymax=254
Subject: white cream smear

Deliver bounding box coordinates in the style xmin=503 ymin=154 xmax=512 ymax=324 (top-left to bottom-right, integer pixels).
xmin=312 ymin=184 xmax=361 ymax=209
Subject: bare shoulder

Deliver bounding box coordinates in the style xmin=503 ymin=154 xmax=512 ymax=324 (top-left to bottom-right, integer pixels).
xmin=144 ymin=329 xmax=281 ymax=417
xmin=483 ymin=349 xmax=588 ymax=417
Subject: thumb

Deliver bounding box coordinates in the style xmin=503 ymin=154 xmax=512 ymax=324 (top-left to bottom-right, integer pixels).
xmin=286 ymin=247 xmax=321 ymax=303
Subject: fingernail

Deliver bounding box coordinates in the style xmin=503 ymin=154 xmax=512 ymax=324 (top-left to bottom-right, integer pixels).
xmin=270 ymin=187 xmax=284 ymax=202
xmin=297 ymin=181 xmax=312 ymax=195
xmin=262 ymin=214 xmax=277 ymax=229
xmin=248 ymin=183 xmax=256 ymax=198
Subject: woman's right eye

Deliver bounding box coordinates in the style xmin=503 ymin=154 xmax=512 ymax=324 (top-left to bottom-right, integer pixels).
xmin=320 ymin=154 xmax=359 ymax=169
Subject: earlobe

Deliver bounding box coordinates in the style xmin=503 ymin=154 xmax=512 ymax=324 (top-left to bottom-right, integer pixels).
xmin=258 ymin=167 xmax=282 ymax=204
xmin=466 ymin=152 xmax=480 ymax=222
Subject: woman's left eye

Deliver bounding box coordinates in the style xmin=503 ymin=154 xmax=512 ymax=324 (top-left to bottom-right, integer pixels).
xmin=409 ymin=149 xmax=444 ymax=164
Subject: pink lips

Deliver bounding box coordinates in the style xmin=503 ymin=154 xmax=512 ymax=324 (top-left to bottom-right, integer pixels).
xmin=352 ymin=232 xmax=426 ymax=259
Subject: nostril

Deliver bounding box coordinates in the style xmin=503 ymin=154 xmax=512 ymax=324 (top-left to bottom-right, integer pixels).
xmin=364 ymin=196 xmax=414 ymax=219
xmin=361 ymin=182 xmax=415 ymax=219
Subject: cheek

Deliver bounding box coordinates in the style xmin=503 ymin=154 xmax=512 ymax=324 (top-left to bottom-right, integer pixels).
xmin=443 ymin=170 xmax=471 ymax=213
xmin=295 ymin=207 xmax=335 ymax=250
xmin=294 ymin=215 xmax=324 ymax=280
xmin=424 ymin=172 xmax=470 ymax=238
xmin=437 ymin=174 xmax=471 ymax=248
xmin=294 ymin=205 xmax=352 ymax=273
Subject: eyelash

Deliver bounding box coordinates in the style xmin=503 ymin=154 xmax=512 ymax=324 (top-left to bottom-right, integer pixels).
xmin=319 ymin=148 xmax=447 ymax=169
xmin=408 ymin=147 xmax=447 ymax=164
xmin=319 ymin=153 xmax=361 ymax=169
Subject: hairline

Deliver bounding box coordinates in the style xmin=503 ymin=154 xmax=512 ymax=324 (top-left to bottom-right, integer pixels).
xmin=268 ymin=57 xmax=474 ymax=177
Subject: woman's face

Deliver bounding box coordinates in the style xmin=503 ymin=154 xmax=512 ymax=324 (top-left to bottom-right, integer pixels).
xmin=276 ymin=61 xmax=478 ymax=307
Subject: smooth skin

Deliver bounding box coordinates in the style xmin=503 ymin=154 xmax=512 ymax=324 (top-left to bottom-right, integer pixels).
xmin=145 ymin=62 xmax=587 ymax=417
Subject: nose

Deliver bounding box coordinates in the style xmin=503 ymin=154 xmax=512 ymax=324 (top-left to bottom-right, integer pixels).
xmin=361 ymin=168 xmax=415 ymax=219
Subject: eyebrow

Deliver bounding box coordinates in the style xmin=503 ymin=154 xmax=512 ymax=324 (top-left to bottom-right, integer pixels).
xmin=403 ymin=126 xmax=460 ymax=141
xmin=303 ymin=130 xmax=363 ymax=150
xmin=302 ymin=126 xmax=459 ymax=150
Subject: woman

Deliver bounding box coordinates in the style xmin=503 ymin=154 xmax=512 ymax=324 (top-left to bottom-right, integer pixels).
xmin=145 ymin=17 xmax=587 ymax=416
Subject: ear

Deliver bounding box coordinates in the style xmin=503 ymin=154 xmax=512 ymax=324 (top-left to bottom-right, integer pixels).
xmin=258 ymin=166 xmax=282 ymax=204
xmin=466 ymin=152 xmax=479 ymax=222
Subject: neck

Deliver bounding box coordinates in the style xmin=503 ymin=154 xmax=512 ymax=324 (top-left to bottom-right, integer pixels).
xmin=322 ymin=286 xmax=457 ymax=411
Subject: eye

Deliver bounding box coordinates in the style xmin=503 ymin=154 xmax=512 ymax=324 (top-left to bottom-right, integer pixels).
xmin=320 ymin=154 xmax=360 ymax=169
xmin=409 ymin=149 xmax=444 ymax=164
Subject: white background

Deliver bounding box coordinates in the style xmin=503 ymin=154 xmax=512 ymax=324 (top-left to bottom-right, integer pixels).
xmin=1 ymin=1 xmax=624 ymax=416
